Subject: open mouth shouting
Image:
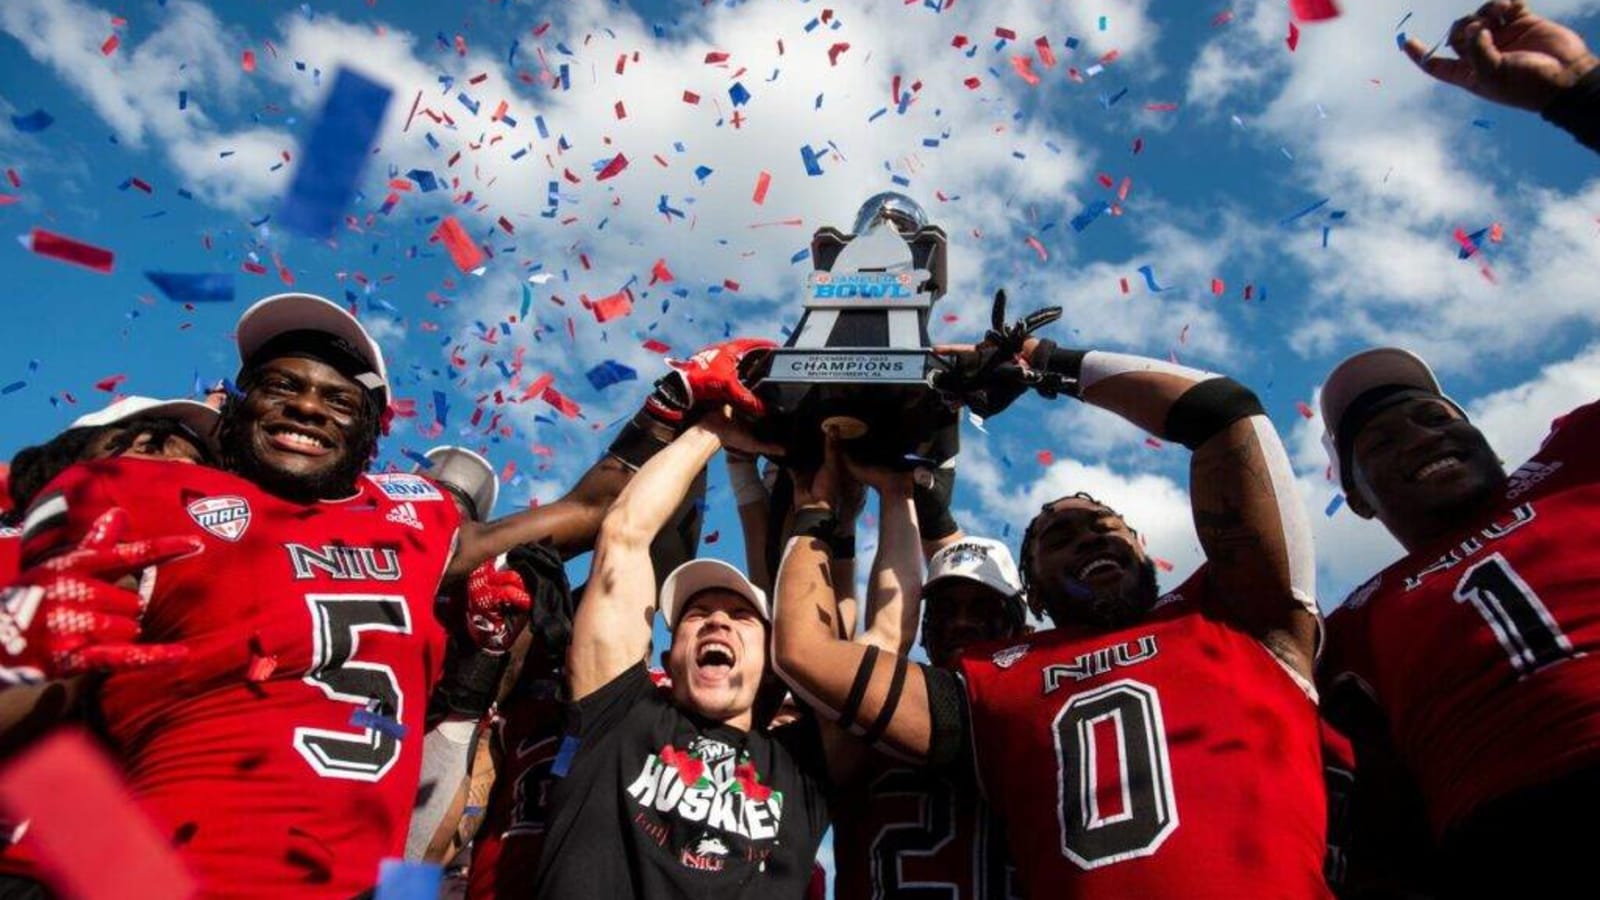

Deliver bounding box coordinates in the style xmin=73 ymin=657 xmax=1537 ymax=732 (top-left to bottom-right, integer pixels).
xmin=693 ymin=637 xmax=738 ymax=683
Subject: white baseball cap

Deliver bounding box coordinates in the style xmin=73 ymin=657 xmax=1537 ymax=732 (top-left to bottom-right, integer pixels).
xmin=1320 ymin=347 xmax=1460 ymax=490
xmin=419 ymin=446 xmax=499 ymax=522
xmin=659 ymin=558 xmax=770 ymax=627
xmin=235 ymin=293 xmax=389 ymax=406
xmin=925 ymin=537 xmax=1023 ymax=599
xmin=71 ymin=396 xmax=221 ymax=455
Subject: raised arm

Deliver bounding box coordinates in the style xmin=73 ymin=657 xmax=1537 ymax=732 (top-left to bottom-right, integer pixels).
xmin=567 ymin=425 xmax=719 ymax=701
xmin=771 ymin=463 xmax=936 ymax=761
xmin=849 ymin=466 xmax=923 ymax=655
xmin=448 ymin=338 xmax=775 ymax=579
xmin=1035 ymin=343 xmax=1317 ymax=677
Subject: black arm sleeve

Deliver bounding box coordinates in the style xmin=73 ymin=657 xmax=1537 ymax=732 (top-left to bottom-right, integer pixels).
xmin=1542 ymin=64 xmax=1600 ymax=154
xmin=923 ymin=665 xmax=973 ymax=770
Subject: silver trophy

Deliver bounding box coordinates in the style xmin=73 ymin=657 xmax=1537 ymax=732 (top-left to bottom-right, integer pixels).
xmin=751 ymin=193 xmax=957 ymax=469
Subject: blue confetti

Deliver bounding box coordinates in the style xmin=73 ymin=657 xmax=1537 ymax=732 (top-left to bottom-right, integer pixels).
xmin=375 ymin=860 xmax=441 ymax=900
xmin=1 ymin=382 xmax=25 ymax=395
xmin=279 ymin=68 xmax=394 ymax=239
xmin=350 ymin=707 xmax=408 ymax=739
xmin=145 ymin=271 xmax=235 ymax=303
xmin=693 ymin=165 xmax=713 ymax=183
xmin=552 ymin=735 xmax=580 ymax=777
xmin=1279 ymin=197 xmax=1330 ymax=227
xmin=800 ymin=144 xmax=825 ymax=176
xmin=585 ymin=360 xmax=638 ymax=391
xmin=1325 ymin=494 xmax=1345 ymax=517
xmin=432 ymin=390 xmax=449 ymax=427
xmin=1070 ymin=200 xmax=1111 ymax=233
xmin=1136 ymin=264 xmax=1166 ymax=292
xmin=729 ymin=82 xmax=751 ymax=106
xmin=10 ymin=109 xmax=53 ymax=133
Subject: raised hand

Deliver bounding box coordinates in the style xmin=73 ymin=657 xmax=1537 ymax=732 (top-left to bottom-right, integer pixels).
xmin=1403 ymin=1 xmax=1598 ymax=110
xmin=463 ymin=561 xmax=532 ymax=653
xmin=0 ymin=508 xmax=199 ymax=684
xmin=645 ymin=337 xmax=778 ymax=423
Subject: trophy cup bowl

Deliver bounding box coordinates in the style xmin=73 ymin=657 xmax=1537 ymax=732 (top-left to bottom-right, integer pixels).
xmin=751 ymin=193 xmax=959 ymax=471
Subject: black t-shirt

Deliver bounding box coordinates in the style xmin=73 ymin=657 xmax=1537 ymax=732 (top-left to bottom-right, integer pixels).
xmin=533 ymin=663 xmax=832 ymax=899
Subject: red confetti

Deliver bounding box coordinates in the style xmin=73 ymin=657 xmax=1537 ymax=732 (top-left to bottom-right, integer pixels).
xmin=242 ymin=49 xmax=256 ymax=72
xmin=595 ymin=153 xmax=629 ymax=181
xmin=704 ymin=51 xmax=729 ymax=64
xmin=541 ymin=386 xmax=581 ymax=418
xmin=1144 ymin=437 xmax=1164 ymax=450
xmin=591 ymin=289 xmax=633 ymax=323
xmin=1295 ymin=401 xmax=1315 ymax=419
xmin=963 ymin=76 xmax=982 ymax=90
xmin=649 ymin=258 xmax=675 ymax=285
xmin=94 ymin=374 xmax=127 ymax=393
xmin=1489 ymin=222 xmax=1504 ymax=243
xmin=434 ymin=216 xmax=485 ymax=273
xmin=1154 ymin=557 xmax=1175 ymax=573
xmin=1010 ymin=55 xmax=1040 ymax=86
xmin=951 ymin=34 xmax=969 ymax=48
xmin=1286 ymin=21 xmax=1301 ymax=51
xmin=827 ymin=43 xmax=850 ymax=66
xmin=1132 ymin=137 xmax=1144 ymax=154
xmin=1119 ymin=277 xmax=1130 ymax=294
xmin=1035 ymin=36 xmax=1056 ymax=67
xmin=519 ymin=373 xmax=553 ymax=401
xmin=28 ymin=228 xmax=115 ymax=273
xmin=995 ymin=27 xmax=1017 ymax=40
xmin=682 ymin=90 xmax=700 ymax=104
xmin=5 ymin=169 xmax=20 ymax=188
xmin=642 ymin=338 xmax=671 ymax=354
xmin=614 ymin=100 xmax=627 ymax=119
xmin=0 ymin=731 xmax=197 ymax=900
xmin=1289 ymin=0 xmax=1341 ymax=21
xmin=1025 ymin=236 xmax=1048 ymax=262
xmin=1210 ymin=278 xmax=1224 ymax=295
xmin=704 ymin=530 xmax=721 ymax=545
xmin=1036 ymin=450 xmax=1054 ymax=466
xmin=752 ymin=170 xmax=772 ymax=204
xmin=100 ymin=34 xmax=119 ymax=56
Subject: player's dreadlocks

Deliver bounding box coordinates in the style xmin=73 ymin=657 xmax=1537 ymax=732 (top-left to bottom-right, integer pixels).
xmin=1019 ymin=490 xmax=1118 ymax=616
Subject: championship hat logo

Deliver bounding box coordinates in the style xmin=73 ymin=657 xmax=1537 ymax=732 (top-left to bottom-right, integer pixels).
xmin=187 ymin=496 xmax=251 ymax=542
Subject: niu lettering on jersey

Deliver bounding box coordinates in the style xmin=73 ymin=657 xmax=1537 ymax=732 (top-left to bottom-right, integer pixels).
xmin=959 ymin=566 xmax=1330 ymax=899
xmin=1322 ymin=400 xmax=1600 ymax=837
xmin=467 ymin=677 xmax=564 ymax=900
xmin=19 ymin=459 xmax=460 ymax=898
xmin=832 ymin=759 xmax=1019 ymax=900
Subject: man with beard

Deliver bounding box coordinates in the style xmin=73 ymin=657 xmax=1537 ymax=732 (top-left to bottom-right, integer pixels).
xmin=774 ymin=337 xmax=1328 ymax=897
xmin=1317 ymin=347 xmax=1600 ymax=895
xmin=830 ymin=531 xmax=1027 ymax=900
xmin=0 ymin=293 xmax=759 ymax=897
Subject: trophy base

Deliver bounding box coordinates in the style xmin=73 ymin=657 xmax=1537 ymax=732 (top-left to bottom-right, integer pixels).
xmin=820 ymin=416 xmax=869 ymax=440
xmin=753 ymin=381 xmax=958 ymax=471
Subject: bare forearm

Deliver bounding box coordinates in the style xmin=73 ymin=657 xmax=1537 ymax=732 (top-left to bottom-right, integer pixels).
xmin=735 ymin=500 xmax=772 ymax=592
xmin=449 ymin=455 xmax=633 ymax=576
xmin=859 ymin=489 xmax=922 ymax=654
xmin=604 ymin=426 xmax=721 ymax=547
xmin=772 ymin=535 xmax=933 ymax=759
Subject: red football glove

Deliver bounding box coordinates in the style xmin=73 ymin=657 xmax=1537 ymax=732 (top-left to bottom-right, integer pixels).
xmin=464 ymin=560 xmax=532 ymax=653
xmin=0 ymin=508 xmax=200 ymax=684
xmin=644 ymin=337 xmax=776 ymax=423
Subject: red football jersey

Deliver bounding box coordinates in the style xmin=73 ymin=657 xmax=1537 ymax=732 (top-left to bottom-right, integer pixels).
xmin=466 ymin=675 xmax=564 ymax=900
xmin=1321 ymin=399 xmax=1600 ymax=837
xmin=832 ymin=757 xmax=1018 ymax=900
xmin=21 ymin=457 xmax=460 ymax=898
xmin=0 ymin=526 xmax=18 ymax=584
xmin=958 ymin=567 xmax=1329 ymax=899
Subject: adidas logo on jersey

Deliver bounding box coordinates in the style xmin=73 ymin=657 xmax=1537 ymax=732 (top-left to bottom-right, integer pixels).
xmin=1506 ymin=460 xmax=1563 ymax=500
xmin=187 ymin=496 xmax=251 ymax=542
xmin=385 ymin=502 xmax=424 ymax=531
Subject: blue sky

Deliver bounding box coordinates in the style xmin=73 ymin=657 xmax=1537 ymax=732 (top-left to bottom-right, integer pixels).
xmin=3 ymin=0 xmax=1600 ymax=617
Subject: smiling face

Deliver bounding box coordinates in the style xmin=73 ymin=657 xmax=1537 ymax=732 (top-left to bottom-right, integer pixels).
xmin=1347 ymin=395 xmax=1506 ymax=549
xmin=921 ymin=581 xmax=1022 ymax=669
xmin=1024 ymin=497 xmax=1161 ymax=630
xmin=220 ymin=356 xmax=378 ymax=502
xmin=666 ymin=588 xmax=768 ymax=731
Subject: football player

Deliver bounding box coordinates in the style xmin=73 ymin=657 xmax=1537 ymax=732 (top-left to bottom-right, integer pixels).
xmin=775 ymin=335 xmax=1330 ymax=898
xmin=1318 ymin=347 xmax=1600 ymax=894
xmin=0 ymin=293 xmax=764 ymax=897
xmin=831 ymin=533 xmax=1026 ymax=900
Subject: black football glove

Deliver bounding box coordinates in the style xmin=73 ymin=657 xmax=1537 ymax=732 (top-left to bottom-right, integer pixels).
xmin=931 ymin=290 xmax=1066 ymax=418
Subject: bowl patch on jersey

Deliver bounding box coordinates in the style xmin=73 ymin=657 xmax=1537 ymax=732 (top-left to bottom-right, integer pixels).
xmin=187 ymin=495 xmax=251 ymax=542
